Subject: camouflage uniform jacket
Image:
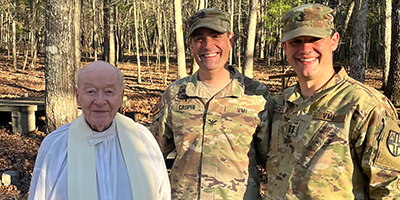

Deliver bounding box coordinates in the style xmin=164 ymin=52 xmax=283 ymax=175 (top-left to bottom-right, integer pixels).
xmin=150 ymin=65 xmax=272 ymax=200
xmin=264 ymin=67 xmax=400 ymax=199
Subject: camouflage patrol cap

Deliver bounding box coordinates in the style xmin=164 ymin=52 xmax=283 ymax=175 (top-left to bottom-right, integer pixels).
xmin=188 ymin=8 xmax=230 ymax=37
xmin=282 ymin=3 xmax=335 ymax=42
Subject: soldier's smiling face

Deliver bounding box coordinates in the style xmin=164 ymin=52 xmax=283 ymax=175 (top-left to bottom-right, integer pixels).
xmin=282 ymin=33 xmax=339 ymax=83
xmin=189 ymin=27 xmax=234 ymax=73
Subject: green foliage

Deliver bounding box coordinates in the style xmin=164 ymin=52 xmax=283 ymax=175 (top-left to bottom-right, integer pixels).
xmin=261 ymin=0 xmax=298 ymax=42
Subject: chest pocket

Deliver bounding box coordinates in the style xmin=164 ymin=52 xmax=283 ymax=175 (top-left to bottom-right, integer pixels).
xmin=224 ymin=104 xmax=260 ymax=136
xmin=169 ymin=101 xmax=204 ymax=137
xmin=296 ymin=121 xmax=350 ymax=183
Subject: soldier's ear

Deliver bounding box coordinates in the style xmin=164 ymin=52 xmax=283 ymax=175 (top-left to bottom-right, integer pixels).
xmin=282 ymin=42 xmax=287 ymax=52
xmin=331 ymin=32 xmax=339 ymax=51
xmin=228 ymin=32 xmax=234 ymax=47
xmin=189 ymin=38 xmax=194 ymax=51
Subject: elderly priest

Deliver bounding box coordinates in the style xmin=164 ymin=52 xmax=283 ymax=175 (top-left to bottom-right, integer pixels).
xmin=28 ymin=61 xmax=170 ymax=200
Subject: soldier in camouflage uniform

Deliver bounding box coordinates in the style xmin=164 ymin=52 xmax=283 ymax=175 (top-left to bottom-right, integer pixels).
xmin=150 ymin=8 xmax=272 ymax=200
xmin=262 ymin=3 xmax=400 ymax=199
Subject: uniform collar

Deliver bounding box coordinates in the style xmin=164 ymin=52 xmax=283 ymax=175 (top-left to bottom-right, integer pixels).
xmin=286 ymin=66 xmax=348 ymax=106
xmin=183 ymin=65 xmax=245 ymax=99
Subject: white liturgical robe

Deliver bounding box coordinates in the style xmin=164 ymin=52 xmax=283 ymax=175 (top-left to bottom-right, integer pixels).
xmin=28 ymin=114 xmax=170 ymax=200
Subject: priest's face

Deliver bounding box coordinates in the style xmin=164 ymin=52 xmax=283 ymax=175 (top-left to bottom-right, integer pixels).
xmin=76 ymin=61 xmax=124 ymax=132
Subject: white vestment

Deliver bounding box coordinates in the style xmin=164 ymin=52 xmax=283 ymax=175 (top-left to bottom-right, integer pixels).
xmin=28 ymin=114 xmax=170 ymax=200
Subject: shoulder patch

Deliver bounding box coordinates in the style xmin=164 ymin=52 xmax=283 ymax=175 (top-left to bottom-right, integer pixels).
xmin=388 ymin=130 xmax=400 ymax=157
xmin=374 ymin=118 xmax=400 ymax=172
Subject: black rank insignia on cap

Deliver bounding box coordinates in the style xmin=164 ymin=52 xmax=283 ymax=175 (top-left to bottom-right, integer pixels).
xmin=387 ymin=130 xmax=400 ymax=157
xmin=296 ymin=12 xmax=306 ymax=22
xmin=199 ymin=11 xmax=206 ymax=18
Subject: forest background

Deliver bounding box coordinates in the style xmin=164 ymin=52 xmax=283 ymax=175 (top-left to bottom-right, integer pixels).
xmin=0 ymin=0 xmax=399 ymax=199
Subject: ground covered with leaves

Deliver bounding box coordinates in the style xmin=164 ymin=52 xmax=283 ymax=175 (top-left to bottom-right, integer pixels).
xmin=0 ymin=55 xmax=385 ymax=199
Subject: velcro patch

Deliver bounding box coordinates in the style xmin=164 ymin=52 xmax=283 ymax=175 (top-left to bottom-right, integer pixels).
xmin=286 ymin=122 xmax=299 ymax=137
xmin=151 ymin=98 xmax=161 ymax=115
xmin=274 ymin=105 xmax=287 ymax=113
xmin=178 ymin=104 xmax=196 ymax=110
xmin=374 ymin=118 xmax=400 ymax=172
xmin=388 ymin=130 xmax=400 ymax=157
xmin=313 ymin=112 xmax=345 ymax=123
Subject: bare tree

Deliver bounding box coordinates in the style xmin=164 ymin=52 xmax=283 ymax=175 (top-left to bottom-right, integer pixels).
xmin=350 ymin=0 xmax=368 ymax=83
xmin=45 ymin=0 xmax=79 ymax=133
xmin=103 ymin=0 xmax=117 ymax=66
xmin=74 ymin=0 xmax=81 ymax=69
xmin=12 ymin=0 xmax=16 ymax=68
xmin=385 ymin=0 xmax=400 ymax=106
xmin=382 ymin=0 xmax=392 ymax=90
xmin=92 ymin=0 xmax=98 ymax=61
xmin=109 ymin=0 xmax=116 ymax=66
xmin=174 ymin=0 xmax=187 ymax=79
xmin=229 ymin=0 xmax=234 ymax=65
xmin=163 ymin=10 xmax=170 ymax=85
xmin=134 ymin=1 xmax=141 ymax=83
xmin=243 ymin=0 xmax=258 ymax=78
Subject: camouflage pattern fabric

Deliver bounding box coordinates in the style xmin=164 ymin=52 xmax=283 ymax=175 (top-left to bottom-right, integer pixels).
xmin=263 ymin=67 xmax=400 ymax=199
xmin=282 ymin=3 xmax=335 ymax=42
xmin=187 ymin=8 xmax=230 ymax=37
xmin=150 ymin=65 xmax=272 ymax=200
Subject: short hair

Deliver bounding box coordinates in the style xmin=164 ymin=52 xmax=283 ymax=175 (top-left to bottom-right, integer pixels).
xmin=76 ymin=61 xmax=124 ymax=89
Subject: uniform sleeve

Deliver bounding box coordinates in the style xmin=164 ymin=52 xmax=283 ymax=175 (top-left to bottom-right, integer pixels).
xmin=150 ymin=92 xmax=176 ymax=159
xmin=255 ymin=90 xmax=274 ymax=169
xmin=355 ymin=102 xmax=400 ymax=199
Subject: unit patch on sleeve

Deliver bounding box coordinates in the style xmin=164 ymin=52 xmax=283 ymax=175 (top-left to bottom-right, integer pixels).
xmin=374 ymin=117 xmax=400 ymax=172
xmin=151 ymin=98 xmax=161 ymax=115
xmin=388 ymin=130 xmax=400 ymax=157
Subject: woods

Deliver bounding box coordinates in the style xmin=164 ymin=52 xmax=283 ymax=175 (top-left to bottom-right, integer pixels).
xmin=0 ymin=0 xmax=399 ymax=126
xmin=1 ymin=0 xmax=400 ymax=198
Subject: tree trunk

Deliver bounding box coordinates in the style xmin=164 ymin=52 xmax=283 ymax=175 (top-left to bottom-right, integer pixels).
xmin=12 ymin=0 xmax=17 ymax=69
xmin=109 ymin=0 xmax=116 ymax=66
xmin=134 ymin=1 xmax=141 ymax=84
xmin=92 ymin=0 xmax=98 ymax=61
xmin=103 ymin=0 xmax=110 ymax=62
xmin=382 ymin=0 xmax=392 ymax=90
xmin=0 ymin=14 xmax=3 ymax=48
xmin=30 ymin=0 xmax=38 ymax=68
xmin=243 ymin=0 xmax=258 ymax=78
xmin=350 ymin=0 xmax=368 ymax=83
xmin=45 ymin=0 xmax=79 ymax=133
xmin=74 ymin=0 xmax=81 ymax=69
xmin=259 ymin=0 xmax=265 ymax=60
xmin=174 ymin=0 xmax=187 ymax=78
xmin=163 ymin=10 xmax=170 ymax=85
xmin=156 ymin=2 xmax=162 ymax=71
xmin=337 ymin=1 xmax=354 ymax=65
xmin=229 ymin=0 xmax=234 ymax=65
xmin=139 ymin=11 xmax=151 ymax=78
xmin=385 ymin=0 xmax=400 ymax=106
xmin=236 ymin=0 xmax=242 ymax=71
xmin=198 ymin=0 xmax=205 ymax=10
